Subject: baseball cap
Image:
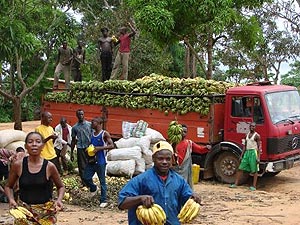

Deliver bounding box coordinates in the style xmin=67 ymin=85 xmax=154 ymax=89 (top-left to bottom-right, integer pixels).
xmin=152 ymin=141 xmax=174 ymax=155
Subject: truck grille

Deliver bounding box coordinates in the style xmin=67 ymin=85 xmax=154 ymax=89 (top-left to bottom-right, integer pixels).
xmin=267 ymin=134 xmax=300 ymax=154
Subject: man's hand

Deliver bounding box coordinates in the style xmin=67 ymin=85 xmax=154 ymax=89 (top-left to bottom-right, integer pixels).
xmin=140 ymin=195 xmax=154 ymax=208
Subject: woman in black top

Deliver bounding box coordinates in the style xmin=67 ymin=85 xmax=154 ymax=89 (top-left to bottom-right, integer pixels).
xmin=5 ymin=131 xmax=65 ymax=224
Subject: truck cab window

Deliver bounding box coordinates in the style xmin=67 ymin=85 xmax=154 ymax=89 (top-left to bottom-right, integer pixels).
xmin=253 ymin=97 xmax=264 ymax=124
xmin=266 ymin=90 xmax=300 ymax=124
xmin=231 ymin=97 xmax=252 ymax=117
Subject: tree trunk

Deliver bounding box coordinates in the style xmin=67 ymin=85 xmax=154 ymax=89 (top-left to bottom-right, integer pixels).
xmin=183 ymin=37 xmax=206 ymax=75
xmin=206 ymin=33 xmax=213 ymax=80
xmin=13 ymin=96 xmax=22 ymax=130
xmin=184 ymin=46 xmax=190 ymax=78
xmin=192 ymin=54 xmax=196 ymax=78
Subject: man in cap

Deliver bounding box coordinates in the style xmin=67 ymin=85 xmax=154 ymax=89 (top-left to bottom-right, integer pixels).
xmin=118 ymin=141 xmax=201 ymax=225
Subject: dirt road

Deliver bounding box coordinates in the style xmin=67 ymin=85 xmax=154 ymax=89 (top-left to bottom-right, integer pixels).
xmin=1 ymin=121 xmax=300 ymax=224
xmin=1 ymin=167 xmax=300 ymax=225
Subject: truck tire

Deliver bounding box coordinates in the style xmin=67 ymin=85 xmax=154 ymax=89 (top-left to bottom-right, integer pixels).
xmin=213 ymin=151 xmax=248 ymax=184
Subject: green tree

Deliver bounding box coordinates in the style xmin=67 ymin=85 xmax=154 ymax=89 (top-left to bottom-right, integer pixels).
xmin=281 ymin=61 xmax=300 ymax=88
xmin=0 ymin=0 xmax=79 ymax=130
xmin=125 ymin=0 xmax=266 ymax=79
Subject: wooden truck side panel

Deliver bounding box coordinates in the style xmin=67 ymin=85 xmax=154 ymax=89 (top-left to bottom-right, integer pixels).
xmin=42 ymin=101 xmax=225 ymax=144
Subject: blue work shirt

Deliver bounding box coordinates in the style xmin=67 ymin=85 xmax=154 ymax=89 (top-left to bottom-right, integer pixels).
xmin=118 ymin=167 xmax=192 ymax=225
xmin=71 ymin=120 xmax=92 ymax=149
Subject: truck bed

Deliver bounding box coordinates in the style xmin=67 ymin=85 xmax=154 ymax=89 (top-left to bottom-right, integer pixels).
xmin=42 ymin=101 xmax=225 ymax=144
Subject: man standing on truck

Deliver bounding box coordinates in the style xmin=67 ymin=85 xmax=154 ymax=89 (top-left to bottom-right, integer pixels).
xmin=173 ymin=124 xmax=210 ymax=189
xmin=70 ymin=109 xmax=92 ymax=186
xmin=71 ymin=40 xmax=85 ymax=82
xmin=53 ymin=40 xmax=73 ymax=90
xmin=230 ymin=122 xmax=261 ymax=191
xmin=98 ymin=27 xmax=114 ymax=82
xmin=110 ymin=22 xmax=136 ymax=80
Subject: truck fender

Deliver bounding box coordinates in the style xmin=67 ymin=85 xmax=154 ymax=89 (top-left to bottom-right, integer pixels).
xmin=202 ymin=142 xmax=243 ymax=181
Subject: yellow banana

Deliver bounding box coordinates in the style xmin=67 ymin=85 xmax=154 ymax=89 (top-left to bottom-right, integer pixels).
xmin=9 ymin=208 xmax=26 ymax=219
xmin=178 ymin=198 xmax=194 ymax=219
xmin=148 ymin=207 xmax=159 ymax=224
xmin=136 ymin=206 xmax=150 ymax=225
xmin=136 ymin=205 xmax=143 ymax=223
xmin=180 ymin=201 xmax=199 ymax=223
xmin=153 ymin=204 xmax=166 ymax=222
xmin=17 ymin=206 xmax=33 ymax=217
xmin=144 ymin=207 xmax=152 ymax=225
xmin=187 ymin=202 xmax=200 ymax=222
xmin=151 ymin=205 xmax=165 ymax=225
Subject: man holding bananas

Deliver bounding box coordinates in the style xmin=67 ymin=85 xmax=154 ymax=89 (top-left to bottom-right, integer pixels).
xmin=118 ymin=140 xmax=201 ymax=225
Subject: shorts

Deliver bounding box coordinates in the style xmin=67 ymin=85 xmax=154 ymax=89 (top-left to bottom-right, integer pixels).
xmin=239 ymin=149 xmax=258 ymax=173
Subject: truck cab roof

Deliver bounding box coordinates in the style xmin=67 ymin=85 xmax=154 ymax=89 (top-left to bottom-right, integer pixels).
xmin=227 ymin=83 xmax=297 ymax=96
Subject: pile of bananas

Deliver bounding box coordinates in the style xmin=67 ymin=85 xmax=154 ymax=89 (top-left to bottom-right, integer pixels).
xmin=178 ymin=198 xmax=200 ymax=223
xmin=9 ymin=206 xmax=33 ymax=219
xmin=45 ymin=74 xmax=235 ymax=116
xmin=167 ymin=120 xmax=183 ymax=145
xmin=136 ymin=203 xmax=166 ymax=225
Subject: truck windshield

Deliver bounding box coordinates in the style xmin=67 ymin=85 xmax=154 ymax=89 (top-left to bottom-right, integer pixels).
xmin=265 ymin=90 xmax=300 ymax=124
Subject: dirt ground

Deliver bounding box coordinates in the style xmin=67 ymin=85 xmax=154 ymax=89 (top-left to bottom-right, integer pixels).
xmin=1 ymin=121 xmax=300 ymax=224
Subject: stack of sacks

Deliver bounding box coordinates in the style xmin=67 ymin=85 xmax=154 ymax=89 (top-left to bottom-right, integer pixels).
xmin=0 ymin=129 xmax=26 ymax=151
xmin=114 ymin=127 xmax=166 ymax=171
xmin=106 ymin=146 xmax=142 ymax=178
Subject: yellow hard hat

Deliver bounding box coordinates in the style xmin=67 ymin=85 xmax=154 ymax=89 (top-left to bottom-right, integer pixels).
xmin=86 ymin=145 xmax=95 ymax=156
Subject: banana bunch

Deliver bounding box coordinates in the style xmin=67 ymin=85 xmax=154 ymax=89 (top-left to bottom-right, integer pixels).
xmin=112 ymin=35 xmax=118 ymax=43
xmin=178 ymin=198 xmax=200 ymax=223
xmin=136 ymin=203 xmax=166 ymax=225
xmin=10 ymin=206 xmax=33 ymax=219
xmin=167 ymin=121 xmax=183 ymax=145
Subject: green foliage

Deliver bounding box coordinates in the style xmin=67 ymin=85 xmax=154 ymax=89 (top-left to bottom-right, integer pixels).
xmin=0 ymin=0 xmax=80 ymax=126
xmin=232 ymin=16 xmax=263 ymax=51
xmin=281 ymin=61 xmax=300 ymax=88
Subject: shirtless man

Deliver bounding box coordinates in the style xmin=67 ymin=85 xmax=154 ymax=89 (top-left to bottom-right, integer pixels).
xmin=98 ymin=27 xmax=114 ymax=82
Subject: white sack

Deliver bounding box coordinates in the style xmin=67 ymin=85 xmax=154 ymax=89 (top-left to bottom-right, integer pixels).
xmin=114 ymin=136 xmax=151 ymax=153
xmin=5 ymin=141 xmax=25 ymax=151
xmin=145 ymin=128 xmax=166 ymax=144
xmin=107 ymin=146 xmax=142 ymax=161
xmin=0 ymin=130 xmax=26 ymax=148
xmin=107 ymin=160 xmax=136 ymax=178
xmin=134 ymin=158 xmax=145 ymax=175
xmin=142 ymin=149 xmax=153 ymax=165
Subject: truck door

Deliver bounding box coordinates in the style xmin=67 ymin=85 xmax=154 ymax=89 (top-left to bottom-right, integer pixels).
xmin=226 ymin=96 xmax=265 ymax=145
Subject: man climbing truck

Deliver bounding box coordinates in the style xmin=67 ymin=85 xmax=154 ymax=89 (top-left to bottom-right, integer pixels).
xmin=42 ymin=79 xmax=300 ymax=184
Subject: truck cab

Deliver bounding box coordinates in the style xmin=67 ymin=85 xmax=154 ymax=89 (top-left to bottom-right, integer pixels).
xmin=209 ymin=82 xmax=300 ymax=183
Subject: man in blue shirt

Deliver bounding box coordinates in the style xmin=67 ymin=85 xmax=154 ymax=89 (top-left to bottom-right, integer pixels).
xmin=118 ymin=141 xmax=201 ymax=225
xmin=70 ymin=109 xmax=92 ymax=185
xmin=83 ymin=117 xmax=115 ymax=208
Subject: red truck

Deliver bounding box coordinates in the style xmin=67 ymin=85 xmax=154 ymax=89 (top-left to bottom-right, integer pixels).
xmin=42 ymin=81 xmax=300 ymax=183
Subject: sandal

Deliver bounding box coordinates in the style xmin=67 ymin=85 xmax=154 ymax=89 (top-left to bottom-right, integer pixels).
xmin=249 ymin=186 xmax=256 ymax=191
xmin=229 ymin=184 xmax=237 ymax=188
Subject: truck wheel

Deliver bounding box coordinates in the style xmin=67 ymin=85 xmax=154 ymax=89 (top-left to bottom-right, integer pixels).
xmin=213 ymin=151 xmax=247 ymax=184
